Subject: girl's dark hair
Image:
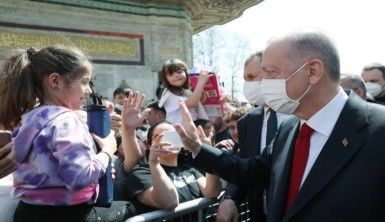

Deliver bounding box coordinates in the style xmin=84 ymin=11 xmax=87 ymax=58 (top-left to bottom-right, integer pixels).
xmin=158 ymin=58 xmax=190 ymax=96
xmin=0 ymin=45 xmax=90 ymax=129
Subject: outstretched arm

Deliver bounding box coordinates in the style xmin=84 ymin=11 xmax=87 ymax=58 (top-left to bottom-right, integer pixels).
xmin=175 ymin=101 xmax=270 ymax=191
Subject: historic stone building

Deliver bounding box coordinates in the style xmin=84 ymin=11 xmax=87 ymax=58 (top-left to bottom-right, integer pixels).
xmin=0 ymin=0 xmax=262 ymax=101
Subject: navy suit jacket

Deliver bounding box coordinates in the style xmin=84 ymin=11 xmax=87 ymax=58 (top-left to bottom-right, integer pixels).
xmin=223 ymin=106 xmax=265 ymax=221
xmin=194 ymin=91 xmax=385 ymax=222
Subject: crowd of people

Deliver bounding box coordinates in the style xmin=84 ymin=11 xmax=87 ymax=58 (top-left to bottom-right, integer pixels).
xmin=0 ymin=31 xmax=385 ymax=222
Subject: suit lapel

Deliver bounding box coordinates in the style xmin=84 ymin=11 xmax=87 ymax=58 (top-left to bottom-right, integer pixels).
xmin=242 ymin=106 xmax=264 ymax=157
xmin=284 ymin=93 xmax=369 ymax=221
xmin=254 ymin=107 xmax=264 ymax=155
xmin=269 ymin=117 xmax=300 ymax=221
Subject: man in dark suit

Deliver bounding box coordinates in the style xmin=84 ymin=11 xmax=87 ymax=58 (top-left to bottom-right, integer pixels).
xmin=217 ymin=52 xmax=289 ymax=222
xmin=175 ymin=31 xmax=385 ymax=222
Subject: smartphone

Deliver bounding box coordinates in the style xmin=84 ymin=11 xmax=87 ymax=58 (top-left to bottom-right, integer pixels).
xmin=0 ymin=130 xmax=12 ymax=148
xmin=162 ymin=131 xmax=183 ymax=151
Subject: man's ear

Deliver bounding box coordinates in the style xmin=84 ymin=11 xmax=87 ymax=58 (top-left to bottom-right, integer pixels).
xmin=308 ymin=59 xmax=324 ymax=85
xmin=47 ymin=73 xmax=63 ymax=89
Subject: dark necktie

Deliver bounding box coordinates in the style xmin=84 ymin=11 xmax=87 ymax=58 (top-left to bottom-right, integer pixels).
xmin=285 ymin=123 xmax=314 ymax=211
xmin=266 ymin=109 xmax=277 ymax=147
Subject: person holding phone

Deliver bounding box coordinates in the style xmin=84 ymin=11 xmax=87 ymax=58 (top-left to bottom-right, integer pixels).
xmin=118 ymin=116 xmax=221 ymax=214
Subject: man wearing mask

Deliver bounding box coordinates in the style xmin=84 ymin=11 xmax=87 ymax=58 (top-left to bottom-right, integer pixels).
xmin=361 ymin=63 xmax=385 ymax=104
xmin=176 ymin=32 xmax=385 ymax=222
xmin=339 ymin=74 xmax=372 ymax=101
xmin=217 ymin=51 xmax=289 ymax=222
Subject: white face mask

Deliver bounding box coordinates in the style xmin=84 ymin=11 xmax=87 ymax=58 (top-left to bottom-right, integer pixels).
xmin=261 ymin=62 xmax=311 ymax=114
xmin=365 ymin=82 xmax=382 ymax=97
xmin=243 ymin=81 xmax=265 ymax=106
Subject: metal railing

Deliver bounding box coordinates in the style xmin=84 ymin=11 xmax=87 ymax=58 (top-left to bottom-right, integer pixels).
xmin=126 ymin=196 xmax=219 ymax=222
xmin=126 ymin=192 xmax=251 ymax=222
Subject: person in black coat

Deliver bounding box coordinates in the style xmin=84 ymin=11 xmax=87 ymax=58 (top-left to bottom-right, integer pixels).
xmin=175 ymin=31 xmax=385 ymax=222
xmin=216 ymin=52 xmax=289 ymax=222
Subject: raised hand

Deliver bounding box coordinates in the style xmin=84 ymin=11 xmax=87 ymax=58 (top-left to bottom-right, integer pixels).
xmin=174 ymin=101 xmax=202 ymax=155
xmin=197 ymin=70 xmax=210 ymax=85
xmin=121 ymin=92 xmax=150 ymax=130
xmin=197 ymin=125 xmax=213 ymax=145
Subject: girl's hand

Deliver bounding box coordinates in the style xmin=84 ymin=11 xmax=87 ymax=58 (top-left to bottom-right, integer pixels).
xmin=148 ymin=134 xmax=171 ymax=165
xmin=197 ymin=125 xmax=213 ymax=145
xmin=121 ymin=92 xmax=150 ymax=130
xmin=92 ymin=130 xmax=117 ymax=157
xmin=197 ymin=71 xmax=210 ymax=85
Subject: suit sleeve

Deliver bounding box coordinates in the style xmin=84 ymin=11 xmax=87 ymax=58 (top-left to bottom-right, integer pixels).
xmin=222 ymin=113 xmax=250 ymax=202
xmin=237 ymin=111 xmax=248 ymax=155
xmin=193 ymin=144 xmax=270 ymax=191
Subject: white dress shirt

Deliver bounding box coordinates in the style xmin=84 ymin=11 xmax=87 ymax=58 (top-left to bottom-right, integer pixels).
xmin=300 ymin=88 xmax=348 ymax=187
xmin=260 ymin=107 xmax=290 ymax=153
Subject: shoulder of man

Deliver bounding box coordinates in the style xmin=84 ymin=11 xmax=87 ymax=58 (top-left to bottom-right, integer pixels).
xmin=238 ymin=106 xmax=263 ymax=124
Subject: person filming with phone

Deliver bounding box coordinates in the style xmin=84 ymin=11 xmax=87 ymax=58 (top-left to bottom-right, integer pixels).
xmin=119 ymin=117 xmax=221 ymax=214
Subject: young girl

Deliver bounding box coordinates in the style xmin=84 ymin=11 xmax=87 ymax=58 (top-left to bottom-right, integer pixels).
xmin=158 ymin=59 xmax=209 ymax=124
xmin=0 ymin=46 xmax=133 ymax=221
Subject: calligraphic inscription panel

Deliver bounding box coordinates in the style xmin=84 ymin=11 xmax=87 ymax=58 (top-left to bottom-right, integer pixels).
xmin=0 ymin=22 xmax=144 ymax=65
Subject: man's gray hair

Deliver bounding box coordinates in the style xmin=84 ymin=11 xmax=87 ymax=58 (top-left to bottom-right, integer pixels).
xmin=244 ymin=50 xmax=263 ymax=69
xmin=340 ymin=74 xmax=367 ymax=95
xmin=363 ymin=63 xmax=385 ymax=80
xmin=286 ymin=32 xmax=340 ymax=81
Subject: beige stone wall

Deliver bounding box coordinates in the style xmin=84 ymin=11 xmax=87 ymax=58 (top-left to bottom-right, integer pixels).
xmin=0 ymin=0 xmax=193 ymax=102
